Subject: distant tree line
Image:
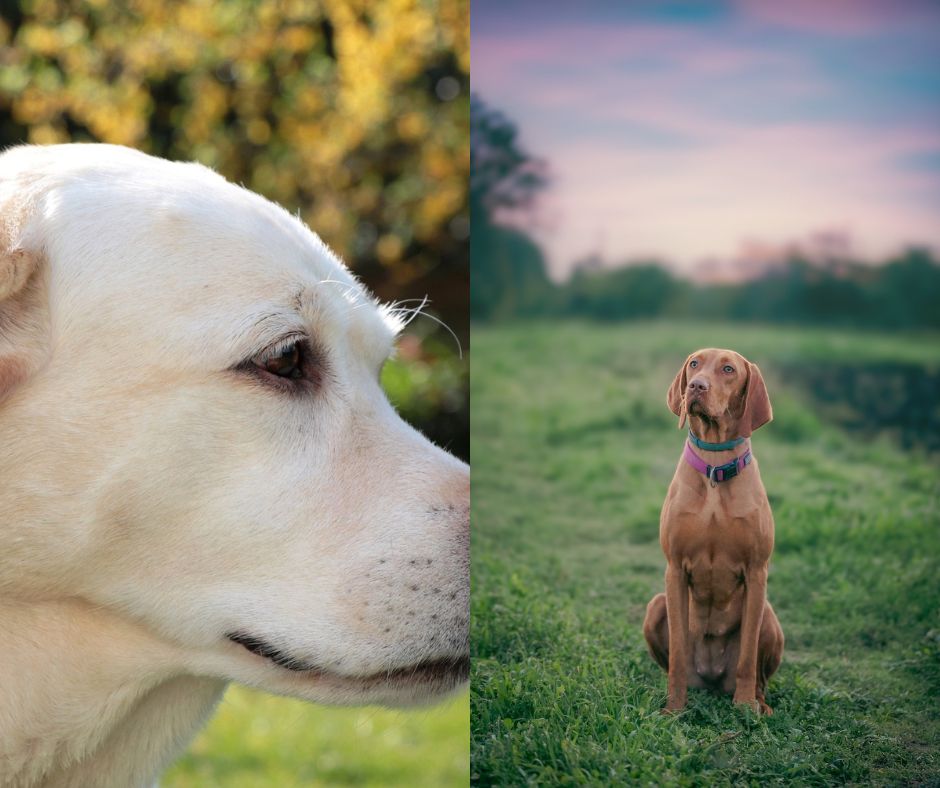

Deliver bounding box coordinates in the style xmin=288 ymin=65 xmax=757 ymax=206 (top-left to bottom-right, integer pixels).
xmin=476 ymin=240 xmax=940 ymax=330
xmin=563 ymin=250 xmax=940 ymax=329
xmin=471 ymin=96 xmax=940 ymax=330
xmin=471 ymin=94 xmax=553 ymax=321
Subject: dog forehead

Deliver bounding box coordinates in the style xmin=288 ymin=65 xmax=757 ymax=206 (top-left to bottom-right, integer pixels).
xmin=690 ymin=348 xmax=746 ymax=366
xmin=27 ymin=145 xmax=394 ymax=355
xmin=47 ymin=148 xmax=350 ymax=282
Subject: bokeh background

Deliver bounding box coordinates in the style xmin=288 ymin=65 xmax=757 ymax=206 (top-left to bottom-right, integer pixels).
xmin=0 ymin=0 xmax=468 ymax=784
xmin=471 ymin=1 xmax=939 ymax=784
xmin=472 ymin=1 xmax=940 ymax=328
xmin=0 ymin=0 xmax=469 ymax=460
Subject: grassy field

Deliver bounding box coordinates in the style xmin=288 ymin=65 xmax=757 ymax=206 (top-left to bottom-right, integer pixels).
xmin=471 ymin=321 xmax=940 ymax=786
xmin=164 ymin=688 xmax=469 ymax=786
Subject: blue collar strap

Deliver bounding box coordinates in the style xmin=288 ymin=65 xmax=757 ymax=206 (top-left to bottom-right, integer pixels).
xmin=688 ymin=430 xmax=746 ymax=452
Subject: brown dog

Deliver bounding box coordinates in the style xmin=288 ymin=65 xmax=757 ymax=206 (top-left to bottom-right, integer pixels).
xmin=644 ymin=348 xmax=784 ymax=714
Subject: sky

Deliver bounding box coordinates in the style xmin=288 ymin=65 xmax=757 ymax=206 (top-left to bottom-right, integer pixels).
xmin=472 ymin=0 xmax=940 ymax=280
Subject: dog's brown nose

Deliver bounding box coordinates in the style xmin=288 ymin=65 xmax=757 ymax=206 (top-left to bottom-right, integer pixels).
xmin=688 ymin=378 xmax=709 ymax=393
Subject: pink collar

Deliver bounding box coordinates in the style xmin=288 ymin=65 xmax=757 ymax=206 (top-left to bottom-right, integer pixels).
xmin=683 ymin=440 xmax=752 ymax=485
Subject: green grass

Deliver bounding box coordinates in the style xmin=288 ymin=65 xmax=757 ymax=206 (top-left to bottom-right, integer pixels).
xmin=165 ymin=688 xmax=468 ymax=787
xmin=471 ymin=321 xmax=940 ymax=786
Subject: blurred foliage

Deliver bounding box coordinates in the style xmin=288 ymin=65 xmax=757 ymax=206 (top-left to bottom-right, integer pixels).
xmin=470 ymin=94 xmax=553 ymax=321
xmin=555 ymin=248 xmax=940 ymax=329
xmin=470 ymin=93 xmax=545 ymax=214
xmin=166 ymin=686 xmax=469 ymax=786
xmin=383 ymin=325 xmax=467 ymax=457
xmin=0 ymin=0 xmax=469 ymax=456
xmin=472 ymin=223 xmax=555 ymax=322
xmin=566 ymin=263 xmax=674 ymax=321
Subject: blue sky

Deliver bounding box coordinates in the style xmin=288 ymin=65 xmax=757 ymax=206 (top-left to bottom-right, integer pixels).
xmin=472 ymin=0 xmax=940 ymax=278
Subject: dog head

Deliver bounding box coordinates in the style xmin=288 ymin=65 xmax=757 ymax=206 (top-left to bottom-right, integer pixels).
xmin=667 ymin=347 xmax=772 ymax=438
xmin=0 ymin=144 xmax=468 ymax=706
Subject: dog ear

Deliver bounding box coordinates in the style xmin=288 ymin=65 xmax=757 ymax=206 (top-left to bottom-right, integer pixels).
xmin=666 ymin=357 xmax=689 ymax=429
xmin=0 ymin=247 xmax=39 ymax=301
xmin=0 ymin=201 xmax=46 ymax=402
xmin=738 ymin=361 xmax=772 ymax=436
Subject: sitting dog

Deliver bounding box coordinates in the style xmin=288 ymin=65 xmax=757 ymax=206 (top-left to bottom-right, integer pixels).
xmin=644 ymin=348 xmax=783 ymax=714
xmin=0 ymin=144 xmax=469 ymax=786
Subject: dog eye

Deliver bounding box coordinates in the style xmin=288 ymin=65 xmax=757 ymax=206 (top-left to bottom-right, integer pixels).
xmin=254 ymin=342 xmax=302 ymax=379
xmin=689 ymin=360 xmax=698 ymax=368
xmin=723 ymin=365 xmax=734 ymax=373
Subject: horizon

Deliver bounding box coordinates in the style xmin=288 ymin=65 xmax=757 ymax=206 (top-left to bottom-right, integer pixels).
xmin=472 ymin=0 xmax=940 ymax=280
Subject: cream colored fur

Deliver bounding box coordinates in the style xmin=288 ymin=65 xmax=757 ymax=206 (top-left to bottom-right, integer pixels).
xmin=0 ymin=144 xmax=469 ymax=787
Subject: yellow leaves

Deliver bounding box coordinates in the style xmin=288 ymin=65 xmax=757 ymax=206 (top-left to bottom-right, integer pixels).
xmin=278 ymin=25 xmax=315 ymax=53
xmin=397 ymin=111 xmax=428 ymax=142
xmin=12 ymin=86 xmax=61 ymax=125
xmin=245 ymin=117 xmax=271 ymax=145
xmin=418 ymin=179 xmax=463 ymax=232
xmin=176 ymin=3 xmax=216 ymax=38
xmin=19 ymin=24 xmax=61 ymax=56
xmin=310 ymin=199 xmax=345 ymax=245
xmin=424 ymin=145 xmax=457 ymax=180
xmin=3 ymin=0 xmax=468 ymax=282
xmin=294 ymin=87 xmax=323 ymax=116
xmin=352 ymin=181 xmax=381 ymax=213
xmin=440 ymin=0 xmax=469 ymax=72
xmin=377 ymin=233 xmax=404 ymax=265
xmin=83 ymin=105 xmax=139 ymax=146
xmin=178 ymin=75 xmax=228 ymax=145
xmin=28 ymin=123 xmax=67 ymax=144
xmin=55 ymin=16 xmax=85 ymax=46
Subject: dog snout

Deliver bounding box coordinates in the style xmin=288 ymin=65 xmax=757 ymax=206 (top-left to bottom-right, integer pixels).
xmin=688 ymin=377 xmax=709 ymax=394
xmin=438 ymin=468 xmax=470 ymax=543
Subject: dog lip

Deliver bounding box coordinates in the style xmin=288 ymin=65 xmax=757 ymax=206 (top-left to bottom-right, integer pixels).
xmin=227 ymin=632 xmax=321 ymax=673
xmin=325 ymin=655 xmax=470 ymax=691
xmin=227 ymin=632 xmax=469 ymax=685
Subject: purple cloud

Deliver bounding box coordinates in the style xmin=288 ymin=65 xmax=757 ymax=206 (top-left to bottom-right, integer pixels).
xmin=472 ymin=2 xmax=940 ymax=279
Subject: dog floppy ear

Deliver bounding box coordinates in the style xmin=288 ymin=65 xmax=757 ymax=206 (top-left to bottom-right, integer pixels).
xmin=666 ymin=357 xmax=689 ymax=429
xmin=738 ymin=361 xmax=772 ymax=436
xmin=0 ymin=200 xmax=46 ymax=402
xmin=0 ymin=247 xmax=40 ymax=301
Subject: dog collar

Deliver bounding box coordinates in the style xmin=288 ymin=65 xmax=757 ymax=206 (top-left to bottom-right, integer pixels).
xmin=688 ymin=430 xmax=746 ymax=452
xmin=683 ymin=440 xmax=752 ymax=485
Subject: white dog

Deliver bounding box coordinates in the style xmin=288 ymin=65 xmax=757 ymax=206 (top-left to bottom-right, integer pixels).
xmin=0 ymin=144 xmax=469 ymax=787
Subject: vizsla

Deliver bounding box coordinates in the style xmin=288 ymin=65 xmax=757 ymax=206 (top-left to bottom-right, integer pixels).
xmin=644 ymin=348 xmax=784 ymax=714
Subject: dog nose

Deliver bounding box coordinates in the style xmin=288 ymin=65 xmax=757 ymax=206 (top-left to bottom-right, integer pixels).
xmin=688 ymin=378 xmax=709 ymax=393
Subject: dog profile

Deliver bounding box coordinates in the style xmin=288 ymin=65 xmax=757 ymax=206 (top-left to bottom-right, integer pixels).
xmin=644 ymin=348 xmax=783 ymax=714
xmin=0 ymin=144 xmax=469 ymax=786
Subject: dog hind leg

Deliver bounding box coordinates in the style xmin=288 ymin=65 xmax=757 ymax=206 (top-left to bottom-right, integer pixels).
xmin=643 ymin=593 xmax=669 ymax=671
xmin=756 ymin=601 xmax=784 ymax=715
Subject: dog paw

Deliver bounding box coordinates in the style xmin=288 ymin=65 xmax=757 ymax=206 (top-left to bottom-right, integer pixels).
xmin=661 ymin=698 xmax=687 ymax=714
xmin=733 ymin=696 xmax=761 ymax=714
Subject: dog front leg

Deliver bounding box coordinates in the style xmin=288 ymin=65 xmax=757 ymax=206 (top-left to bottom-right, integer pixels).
xmin=664 ymin=563 xmax=689 ymax=712
xmin=733 ymin=565 xmax=767 ymax=712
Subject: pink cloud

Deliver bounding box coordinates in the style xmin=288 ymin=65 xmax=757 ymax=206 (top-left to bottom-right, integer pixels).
xmin=473 ymin=13 xmax=940 ymax=280
xmin=736 ymin=0 xmax=936 ymax=35
xmin=503 ymin=122 xmax=940 ymax=279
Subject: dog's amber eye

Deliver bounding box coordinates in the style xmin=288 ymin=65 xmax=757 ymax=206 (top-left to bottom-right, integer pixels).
xmin=689 ymin=360 xmax=698 ymax=368
xmin=723 ymin=365 xmax=734 ymax=373
xmin=255 ymin=343 xmax=302 ymax=379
